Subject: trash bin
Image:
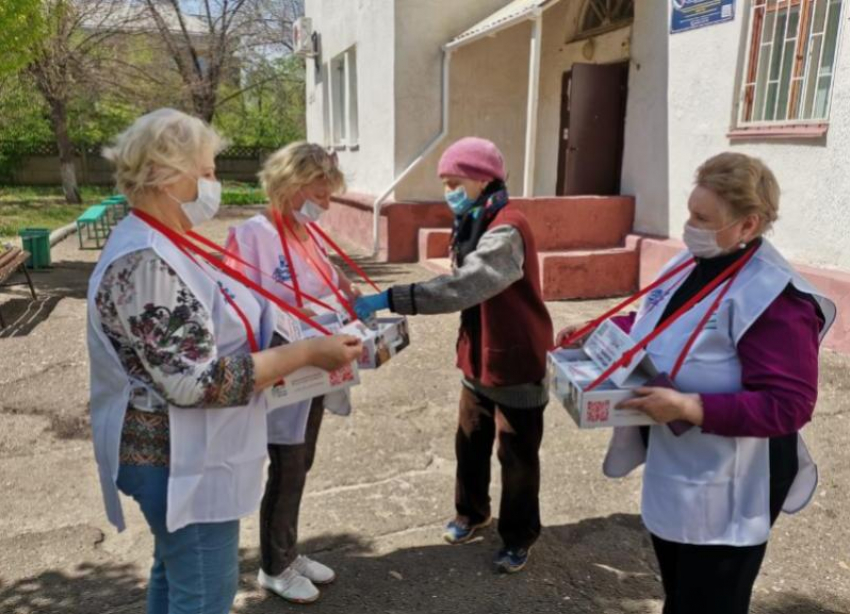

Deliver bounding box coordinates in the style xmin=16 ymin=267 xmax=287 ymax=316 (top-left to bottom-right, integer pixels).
xmin=18 ymin=228 xmax=51 ymax=269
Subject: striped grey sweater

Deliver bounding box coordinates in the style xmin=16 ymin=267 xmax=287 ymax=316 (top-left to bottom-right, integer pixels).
xmin=389 ymin=225 xmax=549 ymax=409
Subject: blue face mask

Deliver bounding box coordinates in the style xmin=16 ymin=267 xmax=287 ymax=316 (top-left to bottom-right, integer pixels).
xmin=445 ymin=186 xmax=475 ymax=216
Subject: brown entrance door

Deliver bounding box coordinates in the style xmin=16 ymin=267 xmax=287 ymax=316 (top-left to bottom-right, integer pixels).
xmin=556 ymin=62 xmax=629 ymax=196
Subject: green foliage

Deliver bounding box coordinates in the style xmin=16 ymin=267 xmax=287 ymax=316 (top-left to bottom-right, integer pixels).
xmin=0 ymin=5 xmax=307 ymax=184
xmin=215 ymin=56 xmax=306 ymax=148
xmin=67 ymin=94 xmax=138 ymax=146
xmin=0 ymin=0 xmax=44 ymax=76
xmin=0 ymin=74 xmax=139 ymax=178
xmin=0 ymin=75 xmax=53 ymax=179
xmin=221 ymin=182 xmax=268 ymax=206
xmin=0 ymin=76 xmax=53 ymax=148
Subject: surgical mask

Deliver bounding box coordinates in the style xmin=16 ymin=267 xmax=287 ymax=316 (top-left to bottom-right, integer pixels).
xmin=445 ymin=186 xmax=475 ymax=216
xmin=299 ymin=198 xmax=326 ymax=222
xmin=169 ymin=178 xmax=221 ymax=227
xmin=682 ymin=219 xmax=741 ymax=259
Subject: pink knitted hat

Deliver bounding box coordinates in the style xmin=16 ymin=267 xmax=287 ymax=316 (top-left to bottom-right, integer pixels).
xmin=438 ymin=137 xmax=506 ymax=182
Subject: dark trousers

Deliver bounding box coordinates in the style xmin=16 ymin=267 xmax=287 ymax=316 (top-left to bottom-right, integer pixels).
xmin=259 ymin=397 xmax=324 ymax=576
xmin=652 ymin=535 xmax=768 ymax=614
xmin=651 ymin=442 xmax=797 ymax=614
xmin=455 ymin=386 xmax=545 ymax=550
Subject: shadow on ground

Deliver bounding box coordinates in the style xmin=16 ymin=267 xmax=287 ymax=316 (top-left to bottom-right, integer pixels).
xmin=0 ymin=562 xmax=146 ymax=614
xmin=2 ymin=514 xmax=846 ymax=614
xmin=231 ymin=514 xmax=850 ymax=614
xmin=0 ymin=259 xmax=94 ymax=337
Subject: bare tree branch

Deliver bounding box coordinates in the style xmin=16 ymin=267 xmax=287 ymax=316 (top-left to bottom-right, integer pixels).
xmin=216 ymin=72 xmax=303 ymax=108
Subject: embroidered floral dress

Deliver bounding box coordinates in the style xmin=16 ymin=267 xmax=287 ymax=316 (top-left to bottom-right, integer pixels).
xmin=95 ymin=249 xmax=255 ymax=466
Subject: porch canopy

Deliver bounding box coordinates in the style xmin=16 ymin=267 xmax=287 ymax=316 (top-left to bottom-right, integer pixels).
xmin=371 ymin=0 xmax=563 ymax=253
xmin=446 ymin=0 xmax=562 ymax=197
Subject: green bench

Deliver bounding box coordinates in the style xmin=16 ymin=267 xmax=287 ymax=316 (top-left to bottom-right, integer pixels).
xmin=103 ymin=195 xmax=129 ymax=225
xmin=76 ymin=205 xmax=110 ymax=249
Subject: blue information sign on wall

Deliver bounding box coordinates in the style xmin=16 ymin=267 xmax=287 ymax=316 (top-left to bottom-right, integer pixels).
xmin=671 ymin=0 xmax=735 ymax=34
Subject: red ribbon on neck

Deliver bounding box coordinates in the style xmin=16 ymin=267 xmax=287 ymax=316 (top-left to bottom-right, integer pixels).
xmin=582 ymin=245 xmax=758 ymax=391
xmin=272 ymin=210 xmax=359 ymax=322
xmin=131 ymin=210 xmax=332 ymax=340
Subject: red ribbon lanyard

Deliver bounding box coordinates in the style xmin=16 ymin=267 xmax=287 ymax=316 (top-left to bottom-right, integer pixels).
xmin=305 ymin=222 xmax=381 ymax=292
xmin=270 ymin=210 xmax=305 ymax=308
xmin=185 ymin=229 xmax=338 ymax=314
xmin=273 ymin=211 xmax=358 ymax=321
xmin=561 ymin=257 xmax=697 ymax=347
xmin=584 ymin=245 xmax=758 ymax=391
xmin=160 ymin=234 xmax=261 ymax=353
xmin=131 ymin=210 xmax=332 ymax=337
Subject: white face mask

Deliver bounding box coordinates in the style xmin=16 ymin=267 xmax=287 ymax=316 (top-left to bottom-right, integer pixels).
xmin=299 ymin=198 xmax=326 ymax=223
xmin=169 ymin=178 xmax=221 ymax=227
xmin=682 ymin=219 xmax=741 ymax=259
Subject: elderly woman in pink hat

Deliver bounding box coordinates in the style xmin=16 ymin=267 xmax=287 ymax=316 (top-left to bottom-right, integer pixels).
xmin=356 ymin=137 xmax=553 ymax=573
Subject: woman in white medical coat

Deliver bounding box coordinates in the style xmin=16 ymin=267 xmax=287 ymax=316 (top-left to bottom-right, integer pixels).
xmin=87 ymin=109 xmax=361 ymax=614
xmin=558 ymin=152 xmax=835 ymax=614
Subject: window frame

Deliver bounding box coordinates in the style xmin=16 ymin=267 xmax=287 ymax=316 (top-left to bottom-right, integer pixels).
xmin=575 ymin=0 xmax=634 ymax=41
xmin=325 ymin=46 xmax=359 ymax=150
xmin=733 ymin=0 xmax=845 ymax=137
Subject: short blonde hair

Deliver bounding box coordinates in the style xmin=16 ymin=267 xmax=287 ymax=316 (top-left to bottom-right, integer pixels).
xmin=103 ymin=108 xmax=225 ymax=198
xmin=260 ymin=142 xmax=345 ymax=209
xmin=696 ymin=152 xmax=780 ymax=232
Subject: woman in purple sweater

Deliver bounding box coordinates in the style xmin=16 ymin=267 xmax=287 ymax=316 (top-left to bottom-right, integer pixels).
xmin=557 ymin=153 xmax=836 ymax=614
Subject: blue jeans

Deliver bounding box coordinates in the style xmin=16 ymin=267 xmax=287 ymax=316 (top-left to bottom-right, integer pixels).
xmin=117 ymin=465 xmax=240 ymax=614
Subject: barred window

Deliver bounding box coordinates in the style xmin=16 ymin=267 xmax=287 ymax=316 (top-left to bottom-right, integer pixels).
xmin=579 ymin=0 xmax=634 ymax=37
xmin=739 ymin=0 xmax=844 ymax=126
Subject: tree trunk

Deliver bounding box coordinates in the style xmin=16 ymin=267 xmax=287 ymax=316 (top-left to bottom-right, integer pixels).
xmin=196 ymin=96 xmax=216 ymax=124
xmin=48 ymin=97 xmax=81 ymax=204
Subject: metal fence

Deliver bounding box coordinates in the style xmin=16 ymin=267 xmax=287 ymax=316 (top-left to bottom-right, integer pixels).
xmin=2 ymin=144 xmax=271 ymax=185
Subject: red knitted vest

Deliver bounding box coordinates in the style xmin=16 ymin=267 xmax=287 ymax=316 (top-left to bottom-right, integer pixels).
xmin=456 ymin=205 xmax=553 ymax=387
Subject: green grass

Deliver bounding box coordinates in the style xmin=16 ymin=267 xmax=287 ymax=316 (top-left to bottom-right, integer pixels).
xmin=0 ymin=186 xmax=113 ymax=238
xmin=0 ymin=182 xmax=267 ymax=238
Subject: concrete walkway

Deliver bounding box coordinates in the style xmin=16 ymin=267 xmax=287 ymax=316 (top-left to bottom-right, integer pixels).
xmin=1 ymin=208 xmax=848 ymax=614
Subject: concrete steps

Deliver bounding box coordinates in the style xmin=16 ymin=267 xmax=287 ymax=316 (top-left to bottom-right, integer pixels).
xmin=419 ymin=228 xmax=453 ymax=260
xmin=416 ymin=197 xmax=639 ymax=301
xmin=420 ymin=243 xmax=639 ymax=300
xmin=538 ymin=240 xmax=640 ymax=301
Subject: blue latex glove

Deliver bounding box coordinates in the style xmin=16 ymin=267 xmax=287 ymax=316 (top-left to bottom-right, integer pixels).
xmin=354 ymin=291 xmax=389 ymax=321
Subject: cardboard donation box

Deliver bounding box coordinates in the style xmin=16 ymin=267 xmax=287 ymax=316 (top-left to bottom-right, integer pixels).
xmin=343 ymin=316 xmax=411 ymax=369
xmin=266 ymin=313 xmax=360 ymax=409
xmin=548 ymin=319 xmax=659 ymax=429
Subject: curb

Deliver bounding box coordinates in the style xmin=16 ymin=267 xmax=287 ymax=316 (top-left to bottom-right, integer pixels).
xmin=49 ymin=222 xmax=78 ymax=247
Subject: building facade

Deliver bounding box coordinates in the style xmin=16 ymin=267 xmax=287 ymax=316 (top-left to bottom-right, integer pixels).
xmin=304 ymin=0 xmax=850 ymax=351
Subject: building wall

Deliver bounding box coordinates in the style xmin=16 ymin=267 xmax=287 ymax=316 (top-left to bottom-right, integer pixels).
xmin=395 ymin=16 xmax=533 ymax=201
xmin=304 ymin=0 xmax=396 ymax=196
xmin=394 ymin=0 xmax=669 ymax=207
xmin=534 ymin=0 xmax=632 ymax=196
xmin=667 ymin=0 xmax=850 ymax=270
xmin=393 ymin=0 xmax=512 ymax=188
xmin=620 ymin=0 xmax=670 ymax=236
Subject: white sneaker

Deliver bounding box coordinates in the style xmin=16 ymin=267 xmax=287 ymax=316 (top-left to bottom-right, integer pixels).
xmin=292 ymin=554 xmax=337 ymax=585
xmin=257 ymin=567 xmax=320 ymax=604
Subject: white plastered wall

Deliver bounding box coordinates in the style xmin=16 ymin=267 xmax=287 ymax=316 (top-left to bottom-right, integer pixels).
xmin=667 ymin=0 xmax=850 ymax=269
xmin=304 ymin=0 xmax=396 ymax=196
